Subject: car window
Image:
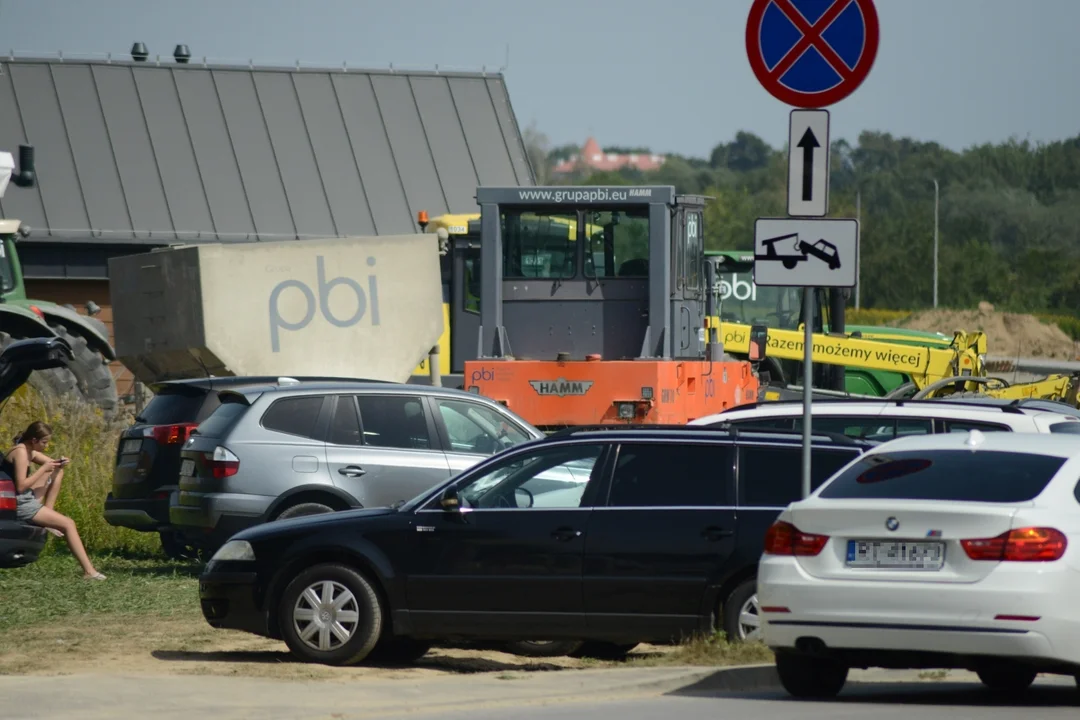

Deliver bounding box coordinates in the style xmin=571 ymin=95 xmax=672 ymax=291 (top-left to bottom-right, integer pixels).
xmin=793 ymin=416 xmax=932 ymax=442
xmin=327 ymin=395 xmax=362 ymax=446
xmin=456 ymin=443 xmax=604 ymax=509
xmin=728 ymin=417 xmax=794 ymax=430
xmin=942 ymin=420 xmax=1010 ymax=433
xmin=607 ymin=442 xmax=733 ymax=507
xmin=435 ymin=398 xmax=532 ymax=455
xmin=260 ymin=396 xmax=325 ymax=439
xmin=738 ymin=445 xmax=859 ymax=507
xmin=138 ymin=388 xmax=205 ymax=425
xmin=355 ymin=395 xmax=432 ymax=450
xmin=195 ymin=396 xmax=249 ymax=438
xmin=818 ymin=449 xmax=1066 ymax=502
xmin=1049 ymin=421 xmax=1080 ymax=434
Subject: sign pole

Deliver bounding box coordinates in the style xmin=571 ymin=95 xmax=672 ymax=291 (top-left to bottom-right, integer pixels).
xmin=802 ymin=286 xmax=813 ymax=499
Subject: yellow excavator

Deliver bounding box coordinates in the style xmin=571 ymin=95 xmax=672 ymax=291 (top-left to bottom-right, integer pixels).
xmin=416 ymin=212 xmax=1080 ymax=409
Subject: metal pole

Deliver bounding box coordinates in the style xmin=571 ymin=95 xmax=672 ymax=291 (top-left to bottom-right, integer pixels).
xmin=854 ymin=190 xmax=861 ymax=309
xmin=933 ymin=179 xmax=939 ymax=308
xmin=802 ymin=286 xmax=813 ymax=499
xmin=428 ymin=345 xmax=442 ymax=387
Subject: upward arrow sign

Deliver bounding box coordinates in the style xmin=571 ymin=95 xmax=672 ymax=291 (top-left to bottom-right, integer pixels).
xmin=797 ymin=127 xmax=820 ymax=202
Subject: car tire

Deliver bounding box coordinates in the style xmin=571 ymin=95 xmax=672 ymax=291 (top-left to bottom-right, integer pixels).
xmin=278 ymin=563 xmax=383 ymax=666
xmin=275 ymin=502 xmax=336 ymax=521
xmin=368 ymin=637 xmax=433 ymax=665
xmin=775 ymin=651 xmax=848 ymax=699
xmin=721 ymin=578 xmax=761 ymax=643
xmin=505 ymin=640 xmax=584 ymax=658
xmin=976 ymin=667 xmax=1037 ymax=693
xmin=571 ymin=641 xmax=638 ymax=661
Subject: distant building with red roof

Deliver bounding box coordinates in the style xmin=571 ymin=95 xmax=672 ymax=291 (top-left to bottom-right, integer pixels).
xmin=550 ymin=137 xmax=666 ymax=176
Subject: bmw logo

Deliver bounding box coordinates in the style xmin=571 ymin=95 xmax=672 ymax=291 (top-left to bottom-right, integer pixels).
xmin=885 ymin=517 xmax=900 ymax=531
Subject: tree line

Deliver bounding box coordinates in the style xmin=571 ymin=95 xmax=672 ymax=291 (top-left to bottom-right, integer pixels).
xmin=522 ymin=124 xmax=1080 ymax=315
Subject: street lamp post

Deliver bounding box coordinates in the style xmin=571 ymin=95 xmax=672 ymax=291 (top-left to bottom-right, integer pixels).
xmin=932 ymin=179 xmax=939 ymax=308
xmin=855 ymin=189 xmax=861 ymax=309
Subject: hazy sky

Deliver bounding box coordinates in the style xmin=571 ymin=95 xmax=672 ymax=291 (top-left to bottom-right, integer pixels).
xmin=0 ymin=0 xmax=1076 ymax=157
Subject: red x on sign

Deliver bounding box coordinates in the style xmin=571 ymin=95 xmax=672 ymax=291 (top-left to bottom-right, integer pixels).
xmin=746 ymin=0 xmax=879 ymax=108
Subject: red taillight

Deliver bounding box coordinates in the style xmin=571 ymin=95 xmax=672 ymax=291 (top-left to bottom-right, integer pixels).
xmin=205 ymin=446 xmax=240 ymax=479
xmin=0 ymin=479 xmax=16 ymax=511
xmin=961 ymin=527 xmax=1068 ymax=562
xmin=148 ymin=423 xmax=198 ymax=445
xmin=763 ymin=520 xmax=829 ymax=556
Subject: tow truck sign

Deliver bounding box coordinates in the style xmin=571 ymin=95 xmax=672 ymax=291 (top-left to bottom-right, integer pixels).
xmin=752 ymin=218 xmax=858 ymax=288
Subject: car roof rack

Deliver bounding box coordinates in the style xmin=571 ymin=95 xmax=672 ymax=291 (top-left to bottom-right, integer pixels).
xmin=713 ymin=396 xmax=1028 ymax=415
xmin=544 ymin=424 xmax=869 ymax=447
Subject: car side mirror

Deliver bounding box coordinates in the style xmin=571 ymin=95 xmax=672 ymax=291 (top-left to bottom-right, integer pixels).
xmin=749 ymin=324 xmax=768 ymax=362
xmin=439 ymin=489 xmax=461 ymax=511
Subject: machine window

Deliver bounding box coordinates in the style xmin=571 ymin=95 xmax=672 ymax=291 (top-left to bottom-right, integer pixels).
xmin=583 ymin=208 xmax=650 ymax=278
xmin=606 ymin=443 xmax=733 ymax=507
xmin=684 ymin=211 xmax=702 ymax=291
xmin=327 ymin=395 xmax=362 ymax=446
xmin=738 ymin=446 xmax=857 ymax=507
xmin=355 ymin=395 xmax=432 ymax=450
xmin=260 ymin=396 xmax=325 ymax=439
xmin=502 ymin=210 xmax=577 ymax=279
xmin=716 ymin=271 xmax=802 ymax=330
xmin=464 ymin=247 xmax=480 ymax=313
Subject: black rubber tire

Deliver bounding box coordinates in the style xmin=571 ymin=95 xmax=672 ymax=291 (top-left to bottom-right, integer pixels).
xmin=976 ymin=667 xmax=1037 ymax=693
xmin=775 ymin=651 xmax=848 ymax=699
xmin=0 ymin=330 xmax=77 ymax=404
xmin=278 ymin=563 xmax=383 ymax=666
xmin=504 ymin=640 xmax=584 ymax=658
xmin=158 ymin=529 xmax=198 ymax=561
xmin=275 ymin=502 xmax=336 ymax=521
xmin=722 ymin=577 xmax=758 ymax=643
xmin=571 ymin=641 xmax=639 ymax=661
xmin=47 ymin=323 xmax=118 ymax=417
xmin=368 ymin=637 xmax=434 ymax=665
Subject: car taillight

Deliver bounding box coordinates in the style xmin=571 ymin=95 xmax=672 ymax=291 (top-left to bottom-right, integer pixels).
xmin=763 ymin=520 xmax=829 ymax=556
xmin=146 ymin=423 xmax=198 ymax=445
xmin=0 ymin=480 xmax=16 ymax=511
xmin=205 ymin=446 xmax=239 ymax=479
xmin=961 ymin=527 xmax=1068 ymax=562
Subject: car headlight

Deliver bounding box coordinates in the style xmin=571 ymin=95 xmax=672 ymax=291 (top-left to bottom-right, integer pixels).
xmin=210 ymin=539 xmax=255 ymax=562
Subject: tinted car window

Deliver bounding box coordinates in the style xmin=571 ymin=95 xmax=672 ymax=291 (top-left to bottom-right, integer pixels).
xmin=943 ymin=420 xmax=1010 ymax=433
xmin=607 ymin=442 xmax=733 ymax=507
xmin=260 ymin=396 xmax=325 ymax=439
xmin=195 ymin=397 xmax=250 ymax=438
xmin=435 ymin=398 xmax=531 ymax=455
xmin=818 ymin=449 xmax=1066 ymax=502
xmin=356 ymin=395 xmax=432 ymax=450
xmin=457 ymin=443 xmax=604 ymax=509
xmin=138 ymin=388 xmax=205 ymax=425
xmin=1049 ymin=421 xmax=1080 ymax=434
xmin=727 ymin=417 xmax=794 ymax=430
xmin=328 ymin=396 xmax=362 ymax=446
xmin=738 ymin=445 xmax=858 ymax=507
xmin=793 ymin=416 xmax=932 ymax=442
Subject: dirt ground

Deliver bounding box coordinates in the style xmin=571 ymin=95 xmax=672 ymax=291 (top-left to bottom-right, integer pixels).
xmin=893 ymin=304 xmax=1080 ymax=360
xmin=0 ymin=613 xmax=701 ymax=681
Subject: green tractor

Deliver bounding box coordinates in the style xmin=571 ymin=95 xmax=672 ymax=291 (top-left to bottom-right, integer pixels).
xmin=707 ymin=249 xmax=953 ymax=397
xmin=0 ymin=146 xmax=118 ymax=415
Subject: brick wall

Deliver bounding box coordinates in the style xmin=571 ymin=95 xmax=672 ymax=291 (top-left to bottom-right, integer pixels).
xmin=22 ymin=279 xmax=137 ymax=402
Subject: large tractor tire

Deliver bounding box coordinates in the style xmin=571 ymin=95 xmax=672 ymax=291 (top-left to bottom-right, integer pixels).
xmin=45 ymin=324 xmax=119 ymax=417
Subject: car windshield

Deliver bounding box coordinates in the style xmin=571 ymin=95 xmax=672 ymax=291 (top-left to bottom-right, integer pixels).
xmin=716 ymin=270 xmax=802 ymax=329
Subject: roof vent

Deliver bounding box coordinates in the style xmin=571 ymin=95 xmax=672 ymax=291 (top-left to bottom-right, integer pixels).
xmin=131 ymin=42 xmax=149 ymax=62
xmin=173 ymin=44 xmax=191 ymax=64
xmin=965 ymin=428 xmax=984 ymax=448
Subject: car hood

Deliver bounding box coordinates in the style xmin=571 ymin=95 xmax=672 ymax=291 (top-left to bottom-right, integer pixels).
xmin=0 ymin=337 xmax=74 ymax=402
xmin=232 ymin=506 xmax=399 ymax=541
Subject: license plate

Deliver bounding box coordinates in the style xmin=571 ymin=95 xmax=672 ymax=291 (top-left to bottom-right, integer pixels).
xmin=122 ymin=439 xmax=142 ymax=455
xmin=180 ymin=458 xmax=196 ymax=477
xmin=846 ymin=540 xmax=945 ymax=570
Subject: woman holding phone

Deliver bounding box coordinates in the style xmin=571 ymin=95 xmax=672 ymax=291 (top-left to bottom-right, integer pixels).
xmin=2 ymin=421 xmax=105 ymax=579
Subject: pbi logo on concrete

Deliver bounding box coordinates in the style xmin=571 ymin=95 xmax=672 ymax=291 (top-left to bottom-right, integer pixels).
xmin=529 ymin=379 xmax=594 ymax=397
xmin=269 ymin=256 xmax=380 ymax=352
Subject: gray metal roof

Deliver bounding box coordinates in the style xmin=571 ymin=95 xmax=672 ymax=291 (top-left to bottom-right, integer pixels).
xmin=0 ymin=57 xmax=534 ymax=245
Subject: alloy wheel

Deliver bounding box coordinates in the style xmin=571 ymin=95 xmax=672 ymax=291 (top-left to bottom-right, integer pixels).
xmin=738 ymin=593 xmax=761 ymax=641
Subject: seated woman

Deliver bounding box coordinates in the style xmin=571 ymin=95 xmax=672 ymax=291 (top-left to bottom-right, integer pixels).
xmin=3 ymin=421 xmax=105 ymax=580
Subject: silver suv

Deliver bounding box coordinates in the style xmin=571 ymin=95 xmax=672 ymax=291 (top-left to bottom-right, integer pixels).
xmin=169 ymin=378 xmax=543 ymax=551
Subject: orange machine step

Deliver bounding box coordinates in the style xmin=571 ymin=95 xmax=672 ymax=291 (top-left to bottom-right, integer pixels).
xmin=464 ymin=357 xmax=759 ymax=428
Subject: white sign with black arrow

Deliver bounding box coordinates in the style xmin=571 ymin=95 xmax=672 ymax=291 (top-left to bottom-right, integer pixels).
xmin=787 ymin=109 xmax=830 ymax=217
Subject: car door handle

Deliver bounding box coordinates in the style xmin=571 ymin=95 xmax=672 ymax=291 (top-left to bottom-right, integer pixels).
xmin=551 ymin=527 xmax=583 ymax=541
xmin=338 ymin=466 xmax=366 ymax=477
xmin=701 ymin=526 xmax=733 ymax=541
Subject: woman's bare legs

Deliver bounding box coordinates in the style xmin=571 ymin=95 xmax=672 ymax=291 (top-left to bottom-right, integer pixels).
xmin=30 ymin=506 xmax=103 ymax=578
xmin=42 ymin=467 xmax=63 ymax=509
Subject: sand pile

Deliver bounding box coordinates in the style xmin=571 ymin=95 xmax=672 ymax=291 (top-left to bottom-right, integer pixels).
xmin=892 ymin=302 xmax=1080 ymax=360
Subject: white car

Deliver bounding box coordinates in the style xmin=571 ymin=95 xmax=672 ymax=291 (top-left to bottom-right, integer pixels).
xmin=690 ymin=398 xmax=1080 ymax=441
xmin=757 ymin=430 xmax=1080 ymax=699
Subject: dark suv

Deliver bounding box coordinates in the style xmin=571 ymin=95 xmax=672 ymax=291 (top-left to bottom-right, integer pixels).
xmin=104 ymin=376 xmax=360 ymax=558
xmin=197 ymin=425 xmax=870 ymax=666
